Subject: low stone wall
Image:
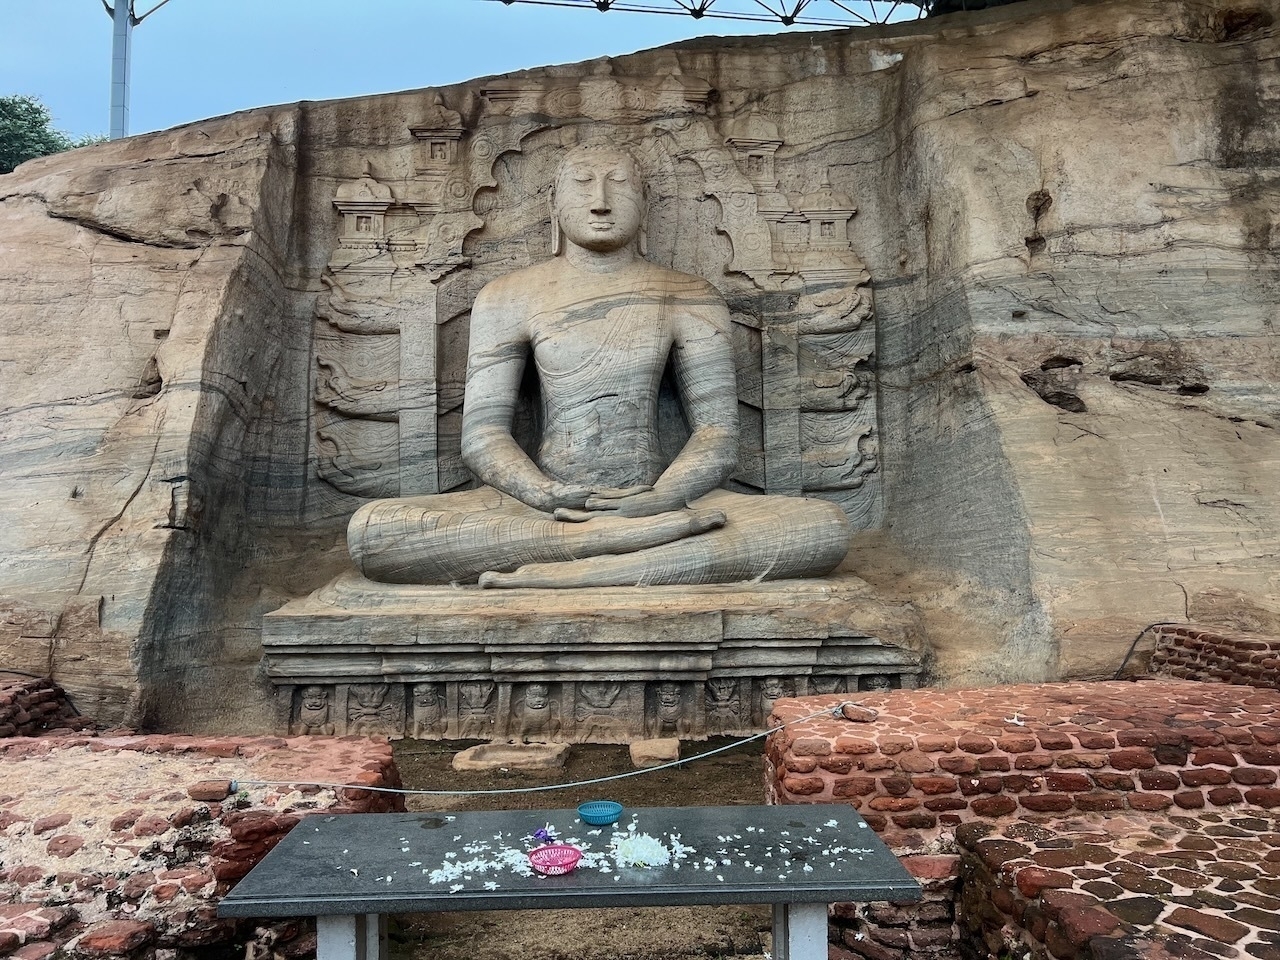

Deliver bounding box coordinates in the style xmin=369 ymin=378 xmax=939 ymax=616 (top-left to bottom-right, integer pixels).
xmin=0 ymin=676 xmax=92 ymax=738
xmin=0 ymin=733 xmax=402 ymax=959
xmin=767 ymin=680 xmax=1280 ymax=960
xmin=1149 ymin=624 xmax=1280 ymax=689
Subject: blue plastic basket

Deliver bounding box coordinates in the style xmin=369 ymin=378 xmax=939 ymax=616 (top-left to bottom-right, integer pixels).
xmin=577 ymin=800 xmax=624 ymax=826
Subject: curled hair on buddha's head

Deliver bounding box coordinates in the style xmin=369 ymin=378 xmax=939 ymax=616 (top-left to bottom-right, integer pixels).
xmin=549 ymin=142 xmax=649 ymax=257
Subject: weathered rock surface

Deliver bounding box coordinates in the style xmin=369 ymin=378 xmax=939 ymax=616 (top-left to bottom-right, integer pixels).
xmin=631 ymin=738 xmax=681 ymax=768
xmin=0 ymin=0 xmax=1276 ymax=728
xmin=451 ymin=741 xmax=571 ymax=772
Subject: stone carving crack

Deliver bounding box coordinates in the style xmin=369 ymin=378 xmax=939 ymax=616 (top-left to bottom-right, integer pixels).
xmin=76 ymin=432 xmax=163 ymax=596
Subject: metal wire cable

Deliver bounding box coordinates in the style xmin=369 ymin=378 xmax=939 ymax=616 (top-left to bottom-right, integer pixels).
xmin=1113 ymin=621 xmax=1184 ymax=680
xmin=232 ymin=700 xmax=856 ymax=797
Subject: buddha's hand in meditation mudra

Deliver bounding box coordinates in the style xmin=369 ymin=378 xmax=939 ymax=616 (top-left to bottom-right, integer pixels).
xmin=346 ymin=144 xmax=851 ymax=588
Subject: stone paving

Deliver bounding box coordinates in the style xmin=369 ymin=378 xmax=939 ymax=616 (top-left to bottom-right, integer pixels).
xmin=957 ymin=810 xmax=1280 ymax=960
xmin=0 ymin=732 xmax=402 ymax=959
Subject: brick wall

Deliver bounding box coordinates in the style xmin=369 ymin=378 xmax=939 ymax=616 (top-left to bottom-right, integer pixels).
xmin=767 ymin=681 xmax=1280 ymax=847
xmin=766 ymin=680 xmax=1280 ymax=960
xmin=1148 ymin=624 xmax=1280 ymax=689
xmin=0 ymin=676 xmax=92 ymax=738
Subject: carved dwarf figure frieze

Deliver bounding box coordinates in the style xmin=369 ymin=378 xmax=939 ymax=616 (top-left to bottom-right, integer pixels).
xmin=410 ymin=682 xmax=445 ymax=738
xmin=648 ymin=681 xmax=691 ymax=739
xmin=574 ymin=681 xmax=630 ymax=741
xmin=293 ymin=685 xmax=335 ymax=736
xmin=513 ymin=682 xmax=558 ymax=743
xmin=756 ymin=677 xmax=796 ymax=726
xmin=809 ymin=675 xmax=847 ymax=695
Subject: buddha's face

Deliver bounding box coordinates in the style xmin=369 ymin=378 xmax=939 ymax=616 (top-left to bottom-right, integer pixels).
xmin=553 ymin=150 xmax=644 ymax=254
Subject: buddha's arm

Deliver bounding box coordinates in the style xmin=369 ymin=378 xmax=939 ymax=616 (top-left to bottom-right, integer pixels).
xmin=460 ymin=282 xmax=591 ymax=513
xmin=656 ymin=295 xmax=740 ymax=502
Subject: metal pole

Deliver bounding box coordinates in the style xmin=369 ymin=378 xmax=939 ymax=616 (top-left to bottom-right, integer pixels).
xmin=110 ymin=1 xmax=132 ymax=139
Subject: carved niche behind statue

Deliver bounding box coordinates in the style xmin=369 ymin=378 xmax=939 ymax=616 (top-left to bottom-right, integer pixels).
xmin=310 ymin=85 xmax=881 ymax=530
xmin=269 ymin=74 xmax=923 ymax=743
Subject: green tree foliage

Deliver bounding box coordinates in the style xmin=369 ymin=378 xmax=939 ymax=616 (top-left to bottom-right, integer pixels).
xmin=1 ymin=95 xmax=104 ymax=175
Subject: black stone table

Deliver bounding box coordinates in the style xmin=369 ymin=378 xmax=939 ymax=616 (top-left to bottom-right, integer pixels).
xmin=219 ymin=804 xmax=920 ymax=960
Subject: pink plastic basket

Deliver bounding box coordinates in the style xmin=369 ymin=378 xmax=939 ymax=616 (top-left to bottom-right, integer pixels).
xmin=528 ymin=843 xmax=582 ymax=876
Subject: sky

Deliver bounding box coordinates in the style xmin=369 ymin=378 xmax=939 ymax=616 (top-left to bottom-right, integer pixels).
xmin=0 ymin=0 xmax=917 ymax=141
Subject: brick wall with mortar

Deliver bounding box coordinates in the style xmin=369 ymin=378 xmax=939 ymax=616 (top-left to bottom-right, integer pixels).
xmin=0 ymin=677 xmax=93 ymax=738
xmin=0 ymin=733 xmax=403 ymax=959
xmin=1148 ymin=625 xmax=1280 ymax=690
xmin=766 ymin=680 xmax=1280 ymax=960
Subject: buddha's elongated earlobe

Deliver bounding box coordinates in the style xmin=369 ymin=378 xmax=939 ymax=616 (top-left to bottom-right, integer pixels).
xmin=549 ymin=187 xmax=562 ymax=256
xmin=637 ymin=180 xmax=650 ymax=257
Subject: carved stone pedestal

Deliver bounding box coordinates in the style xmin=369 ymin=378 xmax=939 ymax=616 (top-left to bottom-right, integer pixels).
xmin=263 ymin=572 xmax=923 ymax=742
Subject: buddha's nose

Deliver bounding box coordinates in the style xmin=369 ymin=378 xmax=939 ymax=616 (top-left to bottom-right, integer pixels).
xmin=591 ymin=179 xmax=611 ymax=215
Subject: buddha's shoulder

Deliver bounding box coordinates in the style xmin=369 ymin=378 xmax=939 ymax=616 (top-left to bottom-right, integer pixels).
xmin=475 ymin=259 xmax=724 ymax=303
xmin=475 ymin=261 xmax=549 ymax=300
xmin=637 ymin=263 xmax=725 ymax=300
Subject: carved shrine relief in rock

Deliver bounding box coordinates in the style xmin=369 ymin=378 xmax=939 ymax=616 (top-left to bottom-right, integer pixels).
xmin=308 ymin=75 xmax=883 ymax=542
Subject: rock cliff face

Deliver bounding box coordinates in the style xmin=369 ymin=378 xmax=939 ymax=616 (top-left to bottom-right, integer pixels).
xmin=0 ymin=0 xmax=1276 ymax=729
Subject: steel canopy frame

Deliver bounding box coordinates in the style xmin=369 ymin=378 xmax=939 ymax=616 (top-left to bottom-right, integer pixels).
xmin=481 ymin=0 xmax=929 ymax=27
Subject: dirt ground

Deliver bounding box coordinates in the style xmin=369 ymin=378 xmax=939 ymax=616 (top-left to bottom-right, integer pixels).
xmin=390 ymin=738 xmax=773 ymax=960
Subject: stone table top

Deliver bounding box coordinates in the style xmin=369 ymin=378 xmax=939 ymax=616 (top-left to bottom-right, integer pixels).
xmin=218 ymin=804 xmax=920 ymax=916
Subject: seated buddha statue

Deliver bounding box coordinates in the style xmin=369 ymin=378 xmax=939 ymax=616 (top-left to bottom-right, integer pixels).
xmin=346 ymin=144 xmax=851 ymax=589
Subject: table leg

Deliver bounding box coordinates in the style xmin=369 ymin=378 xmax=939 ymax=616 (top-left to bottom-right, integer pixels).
xmin=366 ymin=913 xmax=388 ymax=960
xmin=316 ymin=915 xmax=387 ymax=960
xmin=772 ymin=902 xmax=829 ymax=960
